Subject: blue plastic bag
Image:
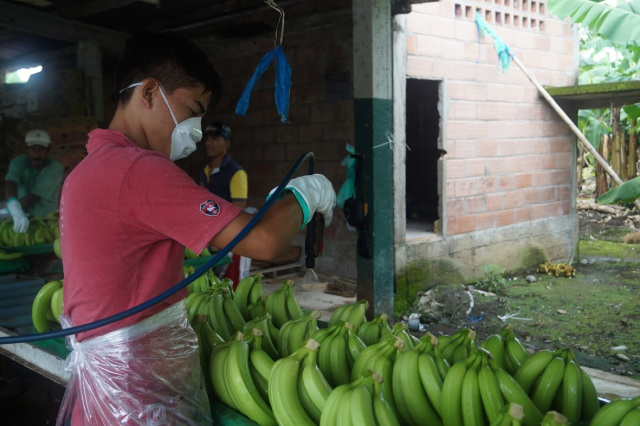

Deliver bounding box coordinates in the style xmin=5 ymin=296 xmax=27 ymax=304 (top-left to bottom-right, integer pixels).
xmin=235 ymin=45 xmax=291 ymax=123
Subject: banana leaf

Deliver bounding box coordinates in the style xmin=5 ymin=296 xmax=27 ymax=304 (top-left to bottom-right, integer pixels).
xmin=548 ymin=0 xmax=640 ymax=45
xmin=597 ymin=176 xmax=640 ymax=204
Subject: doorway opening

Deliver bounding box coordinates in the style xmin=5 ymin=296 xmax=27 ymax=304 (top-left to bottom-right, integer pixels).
xmin=405 ymin=78 xmax=441 ymax=235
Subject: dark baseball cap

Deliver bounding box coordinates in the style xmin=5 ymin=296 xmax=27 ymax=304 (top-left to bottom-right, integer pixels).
xmin=204 ymin=121 xmax=232 ymax=140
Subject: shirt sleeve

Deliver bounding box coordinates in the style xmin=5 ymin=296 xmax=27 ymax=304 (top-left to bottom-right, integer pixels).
xmin=5 ymin=156 xmax=25 ymax=184
xmin=229 ymin=169 xmax=248 ymax=201
xmin=119 ymin=154 xmax=243 ymax=254
xmin=30 ymin=160 xmax=63 ymax=200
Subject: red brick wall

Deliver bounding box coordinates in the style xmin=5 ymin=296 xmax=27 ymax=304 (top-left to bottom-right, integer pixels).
xmin=408 ymin=0 xmax=576 ymax=236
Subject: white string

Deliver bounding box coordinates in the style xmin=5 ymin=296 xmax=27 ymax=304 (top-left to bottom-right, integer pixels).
xmin=264 ymin=0 xmax=285 ymax=46
xmin=372 ymin=129 xmax=412 ymax=151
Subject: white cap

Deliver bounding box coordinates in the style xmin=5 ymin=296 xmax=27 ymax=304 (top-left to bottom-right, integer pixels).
xmin=25 ymin=129 xmax=51 ymax=147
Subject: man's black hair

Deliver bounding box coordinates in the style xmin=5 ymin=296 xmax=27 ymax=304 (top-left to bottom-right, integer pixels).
xmin=113 ymin=31 xmax=222 ymax=109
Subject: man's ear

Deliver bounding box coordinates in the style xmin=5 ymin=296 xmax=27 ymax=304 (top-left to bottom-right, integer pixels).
xmin=139 ymin=79 xmax=159 ymax=109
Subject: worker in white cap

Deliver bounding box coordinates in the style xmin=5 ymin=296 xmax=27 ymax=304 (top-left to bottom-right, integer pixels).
xmin=4 ymin=129 xmax=63 ymax=232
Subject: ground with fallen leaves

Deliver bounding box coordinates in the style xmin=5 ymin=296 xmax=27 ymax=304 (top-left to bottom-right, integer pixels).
xmin=407 ymin=196 xmax=640 ymax=380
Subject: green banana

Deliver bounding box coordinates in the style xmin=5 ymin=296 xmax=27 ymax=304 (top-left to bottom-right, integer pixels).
xmin=418 ymin=351 xmax=445 ymax=417
xmin=246 ymin=296 xmax=267 ymax=320
xmin=478 ymin=361 xmax=506 ymax=424
xmin=356 ymin=313 xmax=391 ymax=346
xmin=346 ymin=322 xmax=366 ymax=368
xmin=344 ymin=299 xmax=369 ymax=334
xmin=328 ymin=325 xmax=352 ymax=386
xmin=441 ymin=354 xmax=474 ymax=426
xmin=269 ymin=345 xmax=316 ymax=426
xmin=530 ymin=356 xmax=565 ymax=414
xmin=620 ymin=408 xmax=640 ymax=426
xmin=210 ymin=339 xmax=238 ymax=410
xmin=513 ymin=349 xmax=555 ymax=394
xmin=222 ymin=289 xmax=246 ymax=333
xmin=393 ymin=348 xmax=443 ymax=426
xmin=208 ymin=291 xmax=232 ymax=340
xmin=373 ymin=377 xmax=401 ymax=426
xmin=224 ymin=337 xmax=277 ymax=425
xmin=233 ymin=274 xmax=257 ymax=318
xmin=580 ymin=367 xmax=600 ymax=422
xmin=265 ymin=281 xmax=289 ymax=328
xmin=439 ymin=328 xmax=470 ymax=365
xmin=0 ymin=250 xmax=24 ymax=260
xmin=50 ymin=286 xmax=64 ymax=324
xmin=32 ymin=280 xmax=63 ymax=333
xmin=297 ymin=339 xmax=332 ymax=423
xmin=284 ymin=281 xmax=304 ymax=321
xmin=320 ymin=377 xmax=356 ymax=426
xmin=503 ymin=330 xmax=529 ymax=375
xmin=349 ymin=383 xmax=376 ymax=426
xmin=461 ymin=357 xmax=484 ymax=426
xmin=327 ymin=303 xmax=351 ymax=327
xmin=248 ymin=275 xmax=263 ymax=305
xmin=590 ymin=396 xmax=640 ymax=426
xmin=480 ymin=333 xmax=506 ymax=370
xmin=242 ymin=315 xmax=279 ymax=360
xmin=490 ymin=360 xmax=543 ymax=426
xmin=558 ymin=359 xmax=582 ymax=424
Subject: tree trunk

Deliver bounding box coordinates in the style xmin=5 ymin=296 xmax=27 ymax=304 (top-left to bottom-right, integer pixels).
xmin=596 ymin=134 xmax=610 ymax=198
xmin=628 ymin=119 xmax=637 ymax=179
xmin=611 ymin=108 xmax=621 ymax=186
xmin=577 ymin=143 xmax=584 ymax=190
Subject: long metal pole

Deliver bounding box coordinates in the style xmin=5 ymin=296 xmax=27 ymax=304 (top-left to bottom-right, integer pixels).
xmin=510 ymin=54 xmax=640 ymax=212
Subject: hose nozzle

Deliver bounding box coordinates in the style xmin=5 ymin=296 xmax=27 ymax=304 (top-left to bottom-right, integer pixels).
xmin=305 ymin=213 xmax=324 ymax=269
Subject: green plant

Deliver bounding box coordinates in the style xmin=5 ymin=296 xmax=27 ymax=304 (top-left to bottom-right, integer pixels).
xmin=474 ymin=264 xmax=508 ymax=294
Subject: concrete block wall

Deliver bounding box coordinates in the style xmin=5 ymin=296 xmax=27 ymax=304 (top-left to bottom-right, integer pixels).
xmin=408 ymin=0 xmax=577 ymax=237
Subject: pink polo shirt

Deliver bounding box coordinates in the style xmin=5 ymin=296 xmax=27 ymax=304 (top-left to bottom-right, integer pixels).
xmin=60 ymin=129 xmax=241 ymax=341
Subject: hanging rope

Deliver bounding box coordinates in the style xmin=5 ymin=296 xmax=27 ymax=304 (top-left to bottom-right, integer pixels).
xmin=264 ymin=0 xmax=285 ymax=46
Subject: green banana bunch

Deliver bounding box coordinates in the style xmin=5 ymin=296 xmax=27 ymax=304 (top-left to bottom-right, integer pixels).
xmin=489 ymin=402 xmax=525 ymax=426
xmin=185 ymin=247 xmax=199 ymax=259
xmin=192 ymin=314 xmax=223 ymax=397
xmin=320 ymin=370 xmax=397 ymax=426
xmin=265 ymin=280 xmax=304 ymax=328
xmin=210 ymin=332 xmax=278 ymax=425
xmin=277 ymin=310 xmax=320 ymax=357
xmin=438 ymin=328 xmax=476 ymax=365
xmin=32 ymin=280 xmax=63 ymax=332
xmin=480 ymin=332 xmax=506 ymax=370
xmin=0 ymin=216 xmax=59 ymax=247
xmin=350 ymin=333 xmax=404 ymax=417
xmin=50 ymin=285 xmax=63 ymax=324
xmin=327 ymin=299 xmax=369 ymax=333
xmin=53 ymin=237 xmax=62 ymax=259
xmin=243 ymin=314 xmax=280 ymax=360
xmin=233 ymin=273 xmax=264 ymax=319
xmin=297 ymin=339 xmax=333 ymax=424
xmin=590 ymin=396 xmax=640 ymax=426
xmin=391 ymin=344 xmax=443 ymax=426
xmin=356 ymin=313 xmax=391 ymax=346
xmin=540 ymin=411 xmax=569 ymax=426
xmin=316 ymin=321 xmax=365 ymax=387
xmin=268 ymin=341 xmax=316 ymax=426
xmin=186 ymin=287 xmax=246 ymax=340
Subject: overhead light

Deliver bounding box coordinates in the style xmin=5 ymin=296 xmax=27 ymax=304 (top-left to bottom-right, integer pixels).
xmin=4 ymin=66 xmax=43 ymax=84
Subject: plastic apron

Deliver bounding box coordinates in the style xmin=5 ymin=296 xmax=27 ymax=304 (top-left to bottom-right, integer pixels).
xmin=56 ymin=300 xmax=212 ymax=425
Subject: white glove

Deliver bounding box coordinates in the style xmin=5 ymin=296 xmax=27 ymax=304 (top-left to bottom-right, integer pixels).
xmin=7 ymin=198 xmax=29 ymax=234
xmin=270 ymin=174 xmax=336 ymax=229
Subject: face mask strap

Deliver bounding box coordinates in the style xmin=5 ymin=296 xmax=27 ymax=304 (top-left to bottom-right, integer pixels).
xmin=118 ymin=82 xmax=143 ymax=94
xmin=158 ymin=86 xmax=179 ymax=127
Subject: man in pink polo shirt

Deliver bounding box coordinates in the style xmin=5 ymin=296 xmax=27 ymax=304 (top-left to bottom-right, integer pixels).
xmin=57 ymin=31 xmax=335 ymax=425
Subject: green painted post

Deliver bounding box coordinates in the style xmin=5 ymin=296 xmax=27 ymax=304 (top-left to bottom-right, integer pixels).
xmin=352 ymin=0 xmax=394 ymax=317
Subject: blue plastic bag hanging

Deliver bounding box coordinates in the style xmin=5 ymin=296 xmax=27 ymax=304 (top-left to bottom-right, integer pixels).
xmin=336 ymin=144 xmax=356 ymax=209
xmin=235 ymin=0 xmax=291 ymax=123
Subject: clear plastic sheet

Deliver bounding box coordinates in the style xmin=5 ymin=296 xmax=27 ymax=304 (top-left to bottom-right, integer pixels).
xmin=56 ymin=301 xmax=212 ymax=425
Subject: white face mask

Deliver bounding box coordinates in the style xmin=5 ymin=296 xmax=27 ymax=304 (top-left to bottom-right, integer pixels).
xmin=158 ymin=86 xmax=202 ymax=161
xmin=119 ymin=82 xmax=203 ymax=161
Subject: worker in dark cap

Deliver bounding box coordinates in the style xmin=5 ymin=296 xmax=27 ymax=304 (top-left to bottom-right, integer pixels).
xmin=200 ymin=121 xmax=248 ymax=209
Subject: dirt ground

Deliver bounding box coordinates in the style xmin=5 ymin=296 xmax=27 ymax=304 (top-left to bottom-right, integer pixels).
xmin=404 ymin=194 xmax=640 ymax=381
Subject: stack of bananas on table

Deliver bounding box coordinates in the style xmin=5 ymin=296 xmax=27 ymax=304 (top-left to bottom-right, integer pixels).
xmin=0 ymin=212 xmax=59 ymax=247
xmin=31 ymin=279 xmax=64 ymax=332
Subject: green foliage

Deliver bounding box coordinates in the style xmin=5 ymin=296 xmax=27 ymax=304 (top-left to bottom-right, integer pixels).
xmin=473 ymin=264 xmax=508 ymax=294
xmin=597 ymin=176 xmax=640 ymax=204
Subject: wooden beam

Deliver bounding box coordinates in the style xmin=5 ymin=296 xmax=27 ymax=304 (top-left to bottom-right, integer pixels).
xmin=0 ymin=0 xmax=127 ymax=56
xmin=57 ymin=0 xmax=159 ymax=20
